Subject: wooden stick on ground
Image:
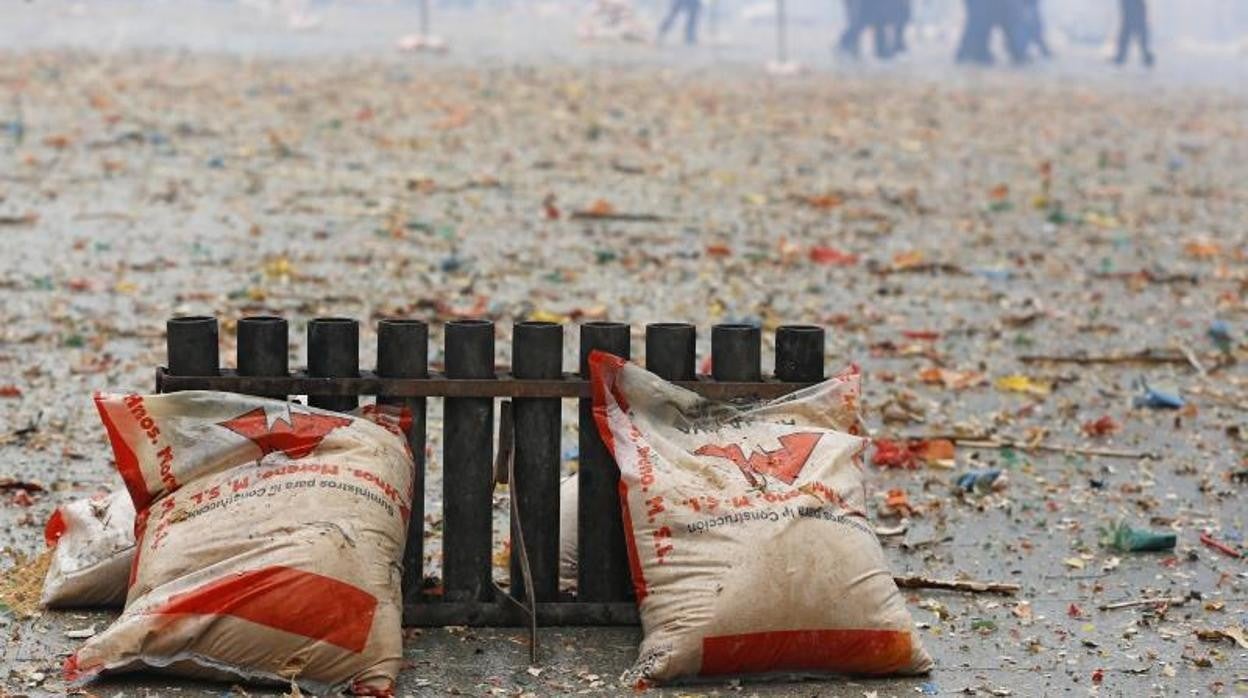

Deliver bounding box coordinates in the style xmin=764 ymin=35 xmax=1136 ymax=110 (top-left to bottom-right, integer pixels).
xmin=893 ymin=433 xmax=1159 ymax=461
xmin=1019 ymin=350 xmax=1197 ymax=366
xmin=1175 ymin=340 xmax=1208 ymax=377
xmin=1098 ymin=595 xmax=1188 ymax=611
xmin=954 ymin=438 xmax=1159 ymax=461
xmin=892 ymin=575 xmax=1020 ymax=596
xmin=569 ymin=211 xmax=668 ymax=222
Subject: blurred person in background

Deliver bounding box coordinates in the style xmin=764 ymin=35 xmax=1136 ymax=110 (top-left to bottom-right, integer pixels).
xmin=1019 ymin=0 xmax=1052 ymax=58
xmin=657 ymin=0 xmax=701 ymax=45
xmin=956 ymin=0 xmax=990 ymax=63
xmin=1114 ymin=0 xmax=1154 ymax=66
xmin=839 ymin=0 xmax=910 ymax=60
xmin=884 ymin=0 xmax=912 ymax=56
xmin=838 ymin=0 xmax=868 ymax=57
xmin=956 ymin=0 xmax=1026 ymax=65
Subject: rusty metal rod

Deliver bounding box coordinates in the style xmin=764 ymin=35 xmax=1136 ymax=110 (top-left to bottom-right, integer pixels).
xmin=156 ymin=368 xmax=813 ymax=400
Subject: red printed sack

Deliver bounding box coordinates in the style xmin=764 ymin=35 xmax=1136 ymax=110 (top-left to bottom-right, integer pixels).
xmin=589 ymin=353 xmax=933 ymax=684
xmin=67 ymin=391 xmax=414 ymax=694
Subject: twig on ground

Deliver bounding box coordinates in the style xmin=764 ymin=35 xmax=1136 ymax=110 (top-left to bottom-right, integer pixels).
xmin=72 ymin=211 xmax=137 ymax=223
xmin=872 ymin=263 xmax=968 ymax=276
xmin=1099 ymin=596 xmax=1189 ymax=611
xmin=900 ymin=536 xmax=953 ymax=552
xmin=0 ymin=212 xmax=38 ymax=226
xmin=954 ymin=438 xmax=1159 ymax=460
xmin=892 ymin=575 xmax=1020 ymax=595
xmin=569 ymin=211 xmax=668 ymax=222
xmin=893 ymin=433 xmax=1159 ymax=460
xmin=609 ymin=160 xmax=647 ymax=175
xmin=1199 ymin=532 xmax=1243 ymax=559
xmin=1019 ymin=349 xmax=1194 ymax=366
xmin=1174 ymin=340 xmax=1207 ymax=377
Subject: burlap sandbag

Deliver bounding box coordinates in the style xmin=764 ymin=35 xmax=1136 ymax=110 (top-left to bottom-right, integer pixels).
xmin=589 ymin=352 xmax=933 ymax=684
xmin=67 ymin=391 xmax=414 ymax=694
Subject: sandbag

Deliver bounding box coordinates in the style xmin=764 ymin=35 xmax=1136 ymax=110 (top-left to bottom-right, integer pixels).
xmin=589 ymin=352 xmax=933 ymax=684
xmin=41 ymin=490 xmax=136 ymax=608
xmin=67 ymin=392 xmax=414 ymax=695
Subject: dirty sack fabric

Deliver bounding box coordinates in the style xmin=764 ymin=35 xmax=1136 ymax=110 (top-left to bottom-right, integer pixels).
xmin=589 ymin=352 xmax=933 ymax=684
xmin=41 ymin=489 xmax=136 ymax=608
xmin=558 ymin=475 xmax=578 ymax=591
xmin=67 ymin=391 xmax=414 ymax=695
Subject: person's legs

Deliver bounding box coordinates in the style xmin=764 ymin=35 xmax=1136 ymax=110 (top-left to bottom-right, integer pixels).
xmin=1032 ymin=0 xmax=1051 ymax=57
xmin=1019 ymin=0 xmax=1049 ymax=58
xmin=957 ymin=0 xmax=992 ymax=64
xmin=683 ymin=0 xmax=701 ymax=45
xmin=1137 ymin=0 xmax=1154 ymax=66
xmin=894 ymin=0 xmax=911 ymax=53
xmin=982 ymin=0 xmax=1010 ymax=64
xmin=658 ymin=0 xmax=684 ymax=40
xmin=1020 ymin=12 xmax=1037 ymax=58
xmin=1001 ymin=0 xmax=1028 ymax=64
xmin=839 ymin=0 xmax=866 ymax=56
xmin=870 ymin=5 xmax=892 ymax=60
xmin=1114 ymin=0 xmax=1131 ymax=64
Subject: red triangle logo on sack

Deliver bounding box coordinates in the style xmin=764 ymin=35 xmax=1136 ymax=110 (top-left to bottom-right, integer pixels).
xmin=219 ymin=406 xmax=352 ymax=460
xmin=695 ymin=432 xmax=822 ymax=486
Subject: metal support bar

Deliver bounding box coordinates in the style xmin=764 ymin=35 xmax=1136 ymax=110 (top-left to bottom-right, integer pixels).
xmin=307 ymin=317 xmax=359 ymax=412
xmin=578 ymin=322 xmax=632 ymax=602
xmin=712 ymin=323 xmax=762 ymax=382
xmin=236 ymin=316 xmax=288 ymax=399
xmin=645 ymin=323 xmax=696 ymax=381
xmin=510 ymin=321 xmax=562 ymax=603
xmin=377 ymin=318 xmax=429 ymax=607
xmin=166 ymin=316 xmax=219 ymax=380
xmin=775 ymin=324 xmax=825 ymax=383
xmin=443 ymin=319 xmax=495 ymax=603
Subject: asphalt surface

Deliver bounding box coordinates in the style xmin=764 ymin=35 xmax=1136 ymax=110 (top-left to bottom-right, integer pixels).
xmin=0 ymin=2 xmax=1246 ymax=697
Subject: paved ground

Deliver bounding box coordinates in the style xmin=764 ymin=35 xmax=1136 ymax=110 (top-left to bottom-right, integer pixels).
xmin=1 ymin=2 xmax=1247 ymax=696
